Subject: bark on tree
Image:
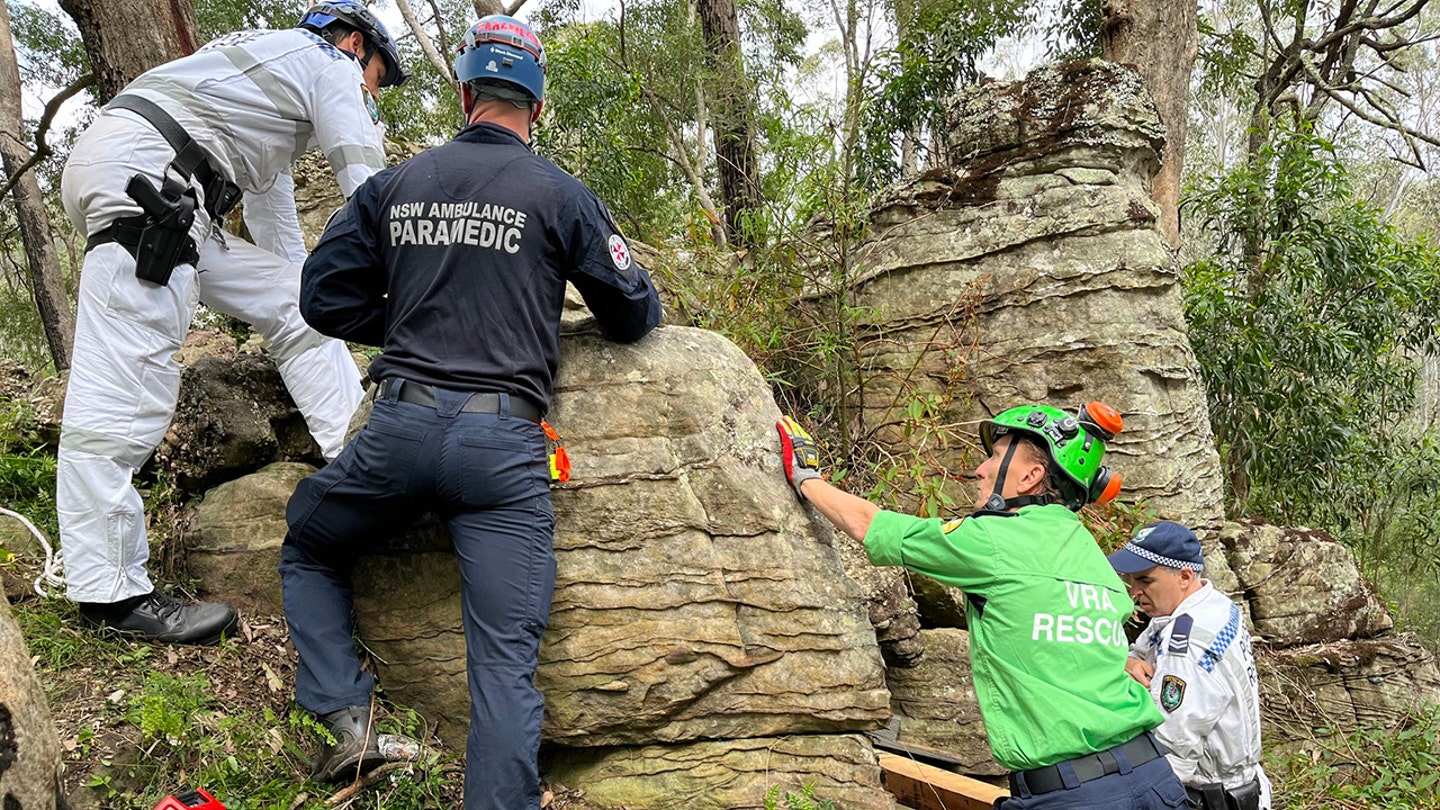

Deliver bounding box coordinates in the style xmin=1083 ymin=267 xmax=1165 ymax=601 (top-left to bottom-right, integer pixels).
xmin=1101 ymin=0 xmax=1197 ymax=249
xmin=58 ymin=0 xmax=200 ymax=104
xmin=697 ymin=0 xmax=762 ymax=247
xmin=0 ymin=0 xmax=75 ymax=369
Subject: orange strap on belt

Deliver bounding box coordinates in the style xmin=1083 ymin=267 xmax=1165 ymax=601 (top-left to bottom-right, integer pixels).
xmin=541 ymin=420 xmax=570 ymax=482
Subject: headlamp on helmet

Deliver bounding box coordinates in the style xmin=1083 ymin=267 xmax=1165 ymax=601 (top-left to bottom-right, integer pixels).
xmin=978 ymin=401 xmax=1123 ymax=512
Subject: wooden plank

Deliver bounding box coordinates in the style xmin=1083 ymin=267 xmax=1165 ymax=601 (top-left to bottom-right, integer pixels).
xmin=878 ymin=752 xmax=1009 ymax=810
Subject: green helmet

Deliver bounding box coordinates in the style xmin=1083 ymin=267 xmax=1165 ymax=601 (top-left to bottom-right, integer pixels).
xmin=978 ymin=401 xmax=1123 ymax=512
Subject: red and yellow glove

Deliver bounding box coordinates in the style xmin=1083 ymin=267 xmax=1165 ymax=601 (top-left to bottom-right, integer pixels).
xmin=776 ymin=416 xmax=823 ymax=500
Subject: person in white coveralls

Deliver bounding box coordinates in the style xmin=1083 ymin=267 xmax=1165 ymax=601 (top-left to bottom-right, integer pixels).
xmin=1108 ymin=521 xmax=1272 ymax=810
xmin=56 ymin=1 xmax=406 ymax=644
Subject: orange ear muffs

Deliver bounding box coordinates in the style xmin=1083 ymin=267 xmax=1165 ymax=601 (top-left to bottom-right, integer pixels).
xmin=1080 ymin=400 xmax=1124 ymax=440
xmin=1091 ymin=467 xmax=1122 ymax=505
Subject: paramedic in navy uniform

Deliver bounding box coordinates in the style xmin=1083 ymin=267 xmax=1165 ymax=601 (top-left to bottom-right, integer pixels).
xmin=278 ymin=14 xmax=662 ymax=804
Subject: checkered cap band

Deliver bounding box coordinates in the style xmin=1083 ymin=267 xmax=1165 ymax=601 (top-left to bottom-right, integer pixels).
xmin=1120 ymin=541 xmax=1204 ymax=571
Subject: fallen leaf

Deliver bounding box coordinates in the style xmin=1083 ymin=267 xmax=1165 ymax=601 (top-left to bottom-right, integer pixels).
xmin=262 ymin=662 xmax=284 ymax=693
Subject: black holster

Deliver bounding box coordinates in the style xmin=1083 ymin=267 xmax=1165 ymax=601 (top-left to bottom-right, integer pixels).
xmin=1187 ymin=779 xmax=1260 ymax=810
xmin=88 ymin=173 xmax=200 ymax=287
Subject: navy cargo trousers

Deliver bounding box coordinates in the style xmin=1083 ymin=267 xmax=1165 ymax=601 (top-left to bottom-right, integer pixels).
xmin=280 ymin=380 xmax=555 ymax=810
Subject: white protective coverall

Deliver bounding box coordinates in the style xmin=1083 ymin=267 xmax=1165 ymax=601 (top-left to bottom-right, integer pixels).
xmin=57 ymin=28 xmax=384 ymax=603
xmin=1130 ymin=581 xmax=1273 ymax=809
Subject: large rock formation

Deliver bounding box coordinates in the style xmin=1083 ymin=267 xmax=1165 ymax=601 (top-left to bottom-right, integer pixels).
xmin=1220 ymin=521 xmax=1440 ymax=740
xmin=190 ymin=326 xmax=895 ymax=808
xmin=884 ymin=629 xmax=1000 ymax=775
xmin=846 ymin=61 xmax=1225 ymax=531
xmin=1219 ymin=522 xmax=1392 ymax=645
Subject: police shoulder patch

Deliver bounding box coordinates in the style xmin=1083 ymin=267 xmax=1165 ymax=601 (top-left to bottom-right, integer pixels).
xmin=363 ymin=85 xmax=380 ymax=124
xmin=1160 ymin=674 xmax=1187 ymax=712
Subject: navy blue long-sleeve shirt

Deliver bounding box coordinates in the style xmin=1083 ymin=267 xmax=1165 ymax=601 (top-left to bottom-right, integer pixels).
xmin=300 ymin=122 xmax=662 ymax=411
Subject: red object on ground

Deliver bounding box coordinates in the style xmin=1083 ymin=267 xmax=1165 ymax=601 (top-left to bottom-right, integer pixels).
xmin=153 ymin=789 xmax=226 ymax=810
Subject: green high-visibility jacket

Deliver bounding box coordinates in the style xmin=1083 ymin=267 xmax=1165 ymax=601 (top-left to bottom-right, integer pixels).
xmin=863 ymin=503 xmax=1163 ymax=771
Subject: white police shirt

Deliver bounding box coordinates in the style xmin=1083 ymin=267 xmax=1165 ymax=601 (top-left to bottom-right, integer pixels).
xmin=116 ymin=28 xmax=387 ymax=259
xmin=1131 ymin=581 xmax=1272 ymax=808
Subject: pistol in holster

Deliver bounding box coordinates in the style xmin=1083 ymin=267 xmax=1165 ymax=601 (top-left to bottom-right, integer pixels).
xmin=85 ymin=172 xmax=200 ymax=287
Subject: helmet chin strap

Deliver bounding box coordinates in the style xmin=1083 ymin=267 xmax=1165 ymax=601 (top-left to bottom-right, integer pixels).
xmin=981 ymin=439 xmax=1054 ymax=513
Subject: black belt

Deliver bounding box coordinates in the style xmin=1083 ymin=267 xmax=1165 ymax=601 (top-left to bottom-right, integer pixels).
xmin=1011 ymin=732 xmax=1164 ymax=796
xmin=381 ymin=379 xmax=543 ymax=424
xmin=106 ymin=94 xmax=243 ymax=221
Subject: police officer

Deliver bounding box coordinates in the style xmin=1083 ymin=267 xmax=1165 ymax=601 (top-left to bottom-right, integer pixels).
xmin=56 ymin=1 xmax=406 ymax=645
xmin=1109 ymin=522 xmax=1271 ymax=810
xmin=279 ymin=15 xmax=661 ymax=802
xmin=776 ymin=405 xmax=1189 ymax=808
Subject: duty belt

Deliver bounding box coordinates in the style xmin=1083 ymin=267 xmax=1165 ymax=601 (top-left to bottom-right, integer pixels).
xmin=105 ymin=94 xmax=243 ymax=223
xmin=380 ymin=379 xmax=543 ymax=424
xmin=1010 ymin=732 xmax=1165 ymax=796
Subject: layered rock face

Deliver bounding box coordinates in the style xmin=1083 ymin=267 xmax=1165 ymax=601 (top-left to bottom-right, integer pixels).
xmin=188 ymin=326 xmax=895 ymax=808
xmin=848 ymin=61 xmax=1225 ymax=531
xmin=1221 ymin=522 xmax=1440 ymax=739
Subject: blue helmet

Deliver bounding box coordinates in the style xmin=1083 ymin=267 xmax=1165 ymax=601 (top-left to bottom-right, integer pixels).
xmin=299 ymin=1 xmax=408 ymax=88
xmin=454 ymin=15 xmax=546 ymax=103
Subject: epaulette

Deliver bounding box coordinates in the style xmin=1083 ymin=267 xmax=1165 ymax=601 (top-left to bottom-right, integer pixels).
xmin=1166 ymin=613 xmax=1192 ymax=655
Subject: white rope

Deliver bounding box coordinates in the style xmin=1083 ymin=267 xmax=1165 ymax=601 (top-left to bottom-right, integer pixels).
xmin=0 ymin=505 xmax=65 ymax=597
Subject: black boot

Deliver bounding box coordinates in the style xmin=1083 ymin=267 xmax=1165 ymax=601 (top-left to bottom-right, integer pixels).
xmin=79 ymin=591 xmax=238 ymax=645
xmin=312 ymin=704 xmax=386 ymax=783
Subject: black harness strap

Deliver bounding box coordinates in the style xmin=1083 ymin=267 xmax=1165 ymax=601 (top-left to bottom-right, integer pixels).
xmin=106 ymin=94 xmax=243 ymax=221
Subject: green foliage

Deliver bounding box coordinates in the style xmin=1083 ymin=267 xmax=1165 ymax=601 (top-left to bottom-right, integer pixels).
xmin=193 ymin=0 xmax=307 ymax=40
xmin=1270 ymin=708 xmax=1440 ymax=810
xmin=857 ymin=0 xmax=1031 ymax=187
xmin=130 ymin=671 xmax=214 ymax=743
xmin=8 ymin=1 xmax=87 ymax=90
xmin=764 ymin=783 xmax=839 ymax=810
xmin=1184 ymin=121 xmax=1440 ymax=535
xmin=535 ymin=12 xmax=693 ymax=240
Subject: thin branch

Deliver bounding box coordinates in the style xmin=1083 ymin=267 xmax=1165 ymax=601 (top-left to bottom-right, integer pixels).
xmin=1298 ymin=52 xmax=1440 ymax=162
xmin=393 ymin=0 xmax=456 ymax=92
xmin=424 ymin=0 xmax=452 ymax=58
xmin=0 ymin=72 xmax=93 ymax=200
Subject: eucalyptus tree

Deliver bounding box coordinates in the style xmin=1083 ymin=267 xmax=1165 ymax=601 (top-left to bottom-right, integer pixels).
xmin=0 ymin=0 xmax=74 ymax=370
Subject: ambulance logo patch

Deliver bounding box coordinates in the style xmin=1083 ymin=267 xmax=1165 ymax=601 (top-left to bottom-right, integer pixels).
xmin=1160 ymin=675 xmax=1186 ymax=712
xmin=608 ymin=234 xmax=631 ymax=270
xmin=363 ymin=85 xmax=380 ymax=124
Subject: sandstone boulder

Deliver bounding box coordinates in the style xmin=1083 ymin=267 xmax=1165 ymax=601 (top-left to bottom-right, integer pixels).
xmin=885 ymin=628 xmax=1001 ymax=775
xmin=1218 ymin=521 xmax=1391 ymax=645
xmin=158 ymin=353 xmax=323 ymax=493
xmin=544 ymin=734 xmax=894 ymax=810
xmin=847 ymin=60 xmax=1226 ymax=530
xmin=344 ymin=327 xmax=889 ymax=758
xmin=186 ymin=462 xmax=318 ymax=617
xmin=1258 ymin=634 xmax=1440 ymax=738
xmin=831 ymin=523 xmax=924 ymax=668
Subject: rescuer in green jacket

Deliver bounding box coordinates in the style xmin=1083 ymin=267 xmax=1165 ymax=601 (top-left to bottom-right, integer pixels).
xmin=776 ymin=402 xmax=1189 ymax=808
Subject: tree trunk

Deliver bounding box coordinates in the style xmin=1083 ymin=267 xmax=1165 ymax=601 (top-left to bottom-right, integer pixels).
xmin=0 ymin=0 xmax=75 ymax=369
xmin=58 ymin=0 xmax=200 ymax=104
xmin=697 ymin=0 xmax=762 ymax=247
xmin=1101 ymin=0 xmax=1197 ymax=248
xmin=0 ymin=591 xmax=66 ymax=810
